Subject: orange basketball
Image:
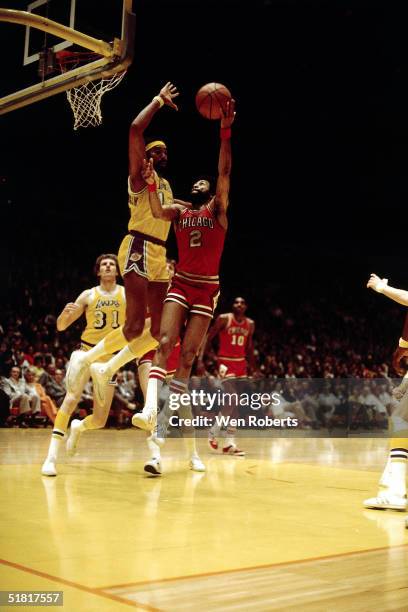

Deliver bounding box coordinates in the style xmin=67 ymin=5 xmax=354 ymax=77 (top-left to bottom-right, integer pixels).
xmin=195 ymin=82 xmax=232 ymax=120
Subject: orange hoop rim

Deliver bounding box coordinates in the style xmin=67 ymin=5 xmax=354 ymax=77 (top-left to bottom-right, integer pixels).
xmin=55 ymin=50 xmax=101 ymax=72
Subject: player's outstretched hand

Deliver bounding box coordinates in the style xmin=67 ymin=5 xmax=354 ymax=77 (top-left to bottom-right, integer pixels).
xmin=221 ymin=99 xmax=236 ymax=128
xmin=142 ymin=158 xmax=155 ymax=184
xmin=367 ymin=273 xmax=388 ymax=293
xmin=159 ymin=82 xmax=179 ymax=110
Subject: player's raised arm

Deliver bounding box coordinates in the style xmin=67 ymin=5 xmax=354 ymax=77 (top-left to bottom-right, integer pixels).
xmin=367 ymin=273 xmax=408 ymax=306
xmin=129 ymin=82 xmax=179 ymax=192
xmin=141 ymin=158 xmax=183 ymax=221
xmin=367 ymin=273 xmax=408 ymax=375
xmin=56 ymin=291 xmax=89 ymax=331
xmin=214 ymin=99 xmax=235 ymax=229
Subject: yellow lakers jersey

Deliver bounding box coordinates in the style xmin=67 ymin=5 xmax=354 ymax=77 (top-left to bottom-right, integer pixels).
xmin=81 ymin=285 xmax=126 ymax=346
xmin=127 ymin=173 xmax=173 ymax=241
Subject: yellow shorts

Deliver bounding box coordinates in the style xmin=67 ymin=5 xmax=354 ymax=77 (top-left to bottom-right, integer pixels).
xmin=118 ymin=234 xmax=169 ymax=282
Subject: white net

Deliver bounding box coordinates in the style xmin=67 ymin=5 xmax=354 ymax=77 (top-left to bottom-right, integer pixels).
xmin=65 ymin=71 xmax=126 ymax=130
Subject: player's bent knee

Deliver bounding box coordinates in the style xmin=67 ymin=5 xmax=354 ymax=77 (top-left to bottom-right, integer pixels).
xmin=158 ymin=334 xmax=176 ymax=358
xmin=63 ymin=393 xmax=80 ymax=413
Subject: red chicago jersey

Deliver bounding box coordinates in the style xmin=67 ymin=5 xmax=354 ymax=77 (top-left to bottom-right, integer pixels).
xmin=174 ymin=203 xmax=226 ymax=280
xmin=218 ymin=314 xmax=251 ymax=359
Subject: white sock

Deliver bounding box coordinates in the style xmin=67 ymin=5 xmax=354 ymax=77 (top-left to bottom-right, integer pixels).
xmin=224 ymin=437 xmax=235 ymax=448
xmin=145 ymin=367 xmax=167 ymax=410
xmin=147 ymin=436 xmax=161 ymax=460
xmin=47 ymin=436 xmax=62 ymax=460
xmin=388 ymin=448 xmax=408 ymax=497
xmin=388 ymin=463 xmax=407 ymax=497
xmin=379 ymin=457 xmax=391 ymax=488
xmin=82 ymin=340 xmax=108 ymax=363
xmin=210 ymin=421 xmax=221 ymax=437
xmin=184 ymin=436 xmax=198 ymax=459
xmin=102 ymin=346 xmax=138 ymax=378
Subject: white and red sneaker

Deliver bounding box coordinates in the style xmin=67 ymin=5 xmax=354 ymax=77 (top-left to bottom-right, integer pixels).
xmin=208 ymin=433 xmax=218 ymax=451
xmin=222 ymin=444 xmax=245 ymax=457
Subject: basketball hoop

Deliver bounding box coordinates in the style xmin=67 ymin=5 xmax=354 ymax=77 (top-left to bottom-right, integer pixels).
xmin=56 ymin=50 xmax=126 ymax=130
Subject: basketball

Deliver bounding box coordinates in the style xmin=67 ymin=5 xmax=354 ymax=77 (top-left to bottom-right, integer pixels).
xmin=195 ymin=82 xmax=232 ymax=120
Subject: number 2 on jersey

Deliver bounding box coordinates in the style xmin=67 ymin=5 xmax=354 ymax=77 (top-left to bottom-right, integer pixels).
xmin=189 ymin=230 xmax=202 ymax=248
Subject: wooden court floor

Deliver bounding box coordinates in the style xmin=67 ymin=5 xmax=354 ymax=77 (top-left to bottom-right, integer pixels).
xmin=0 ymin=430 xmax=407 ymax=611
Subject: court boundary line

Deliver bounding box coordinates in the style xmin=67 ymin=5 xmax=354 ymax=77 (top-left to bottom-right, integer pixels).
xmin=99 ymin=542 xmax=408 ymax=590
xmin=0 ymin=558 xmax=162 ymax=611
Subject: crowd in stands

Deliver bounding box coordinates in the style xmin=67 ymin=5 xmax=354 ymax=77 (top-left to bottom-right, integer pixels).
xmin=0 ymin=265 xmax=406 ymax=431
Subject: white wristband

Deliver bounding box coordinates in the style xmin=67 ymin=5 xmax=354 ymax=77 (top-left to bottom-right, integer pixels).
xmin=153 ymin=95 xmax=164 ymax=108
xmin=375 ymin=278 xmax=388 ymax=293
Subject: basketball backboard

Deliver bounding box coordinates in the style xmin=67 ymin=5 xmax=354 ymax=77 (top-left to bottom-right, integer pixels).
xmin=0 ymin=0 xmax=135 ymax=115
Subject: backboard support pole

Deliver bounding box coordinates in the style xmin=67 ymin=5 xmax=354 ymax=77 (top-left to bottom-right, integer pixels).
xmin=0 ymin=2 xmax=135 ymax=115
xmin=0 ymin=9 xmax=114 ymax=57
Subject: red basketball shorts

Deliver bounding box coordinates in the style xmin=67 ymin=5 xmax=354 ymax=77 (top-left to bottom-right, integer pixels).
xmin=218 ymin=357 xmax=248 ymax=379
xmin=165 ymin=276 xmax=220 ymax=319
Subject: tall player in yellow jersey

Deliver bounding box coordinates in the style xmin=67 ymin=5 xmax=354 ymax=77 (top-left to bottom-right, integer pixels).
xmin=67 ymin=83 xmax=183 ymax=406
xmin=41 ymin=254 xmax=126 ymax=476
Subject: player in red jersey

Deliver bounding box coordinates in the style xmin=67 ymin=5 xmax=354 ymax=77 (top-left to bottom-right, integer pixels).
xmin=198 ymin=297 xmax=255 ymax=456
xmin=132 ymin=100 xmax=235 ymax=441
xmin=207 ymin=297 xmax=256 ymax=379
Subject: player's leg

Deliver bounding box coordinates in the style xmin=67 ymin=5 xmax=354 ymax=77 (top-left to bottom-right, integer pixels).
xmin=209 ymin=377 xmax=245 ymax=456
xmin=136 ymin=353 xmax=163 ymax=476
xmin=176 ymin=314 xmax=211 ymax=380
xmin=138 ymin=352 xmax=155 ymax=398
xmin=66 ymin=383 xmax=116 ymax=457
xmin=142 ymin=345 xmax=182 ymax=476
xmin=171 ymin=313 xmax=211 ymax=471
xmin=364 ymin=438 xmax=408 ymax=510
xmin=144 ymin=439 xmax=163 ymax=475
xmin=145 ymin=340 xmax=181 ymax=452
xmin=364 ymin=394 xmax=408 ymax=510
xmin=41 ymin=352 xmax=90 ymax=476
xmin=148 ymin=281 xmax=168 ymax=340
xmin=133 ymin=301 xmax=187 ymax=431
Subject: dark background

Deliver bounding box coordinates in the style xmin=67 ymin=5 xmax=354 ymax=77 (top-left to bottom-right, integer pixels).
xmin=1 ymin=0 xmax=408 ymax=325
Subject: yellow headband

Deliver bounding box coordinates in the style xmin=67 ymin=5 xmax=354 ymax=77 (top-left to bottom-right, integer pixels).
xmin=145 ymin=140 xmax=166 ymax=152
